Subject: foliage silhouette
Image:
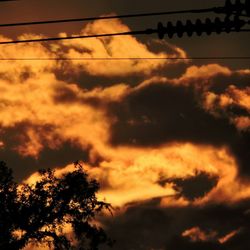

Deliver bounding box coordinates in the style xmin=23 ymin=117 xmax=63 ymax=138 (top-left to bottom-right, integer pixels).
xmin=0 ymin=161 xmax=112 ymax=250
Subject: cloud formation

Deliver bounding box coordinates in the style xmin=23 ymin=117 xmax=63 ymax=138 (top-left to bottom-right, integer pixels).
xmin=0 ymin=17 xmax=249 ymax=250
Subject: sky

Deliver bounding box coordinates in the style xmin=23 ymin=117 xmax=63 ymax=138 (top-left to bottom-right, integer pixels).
xmin=0 ymin=0 xmax=250 ymax=249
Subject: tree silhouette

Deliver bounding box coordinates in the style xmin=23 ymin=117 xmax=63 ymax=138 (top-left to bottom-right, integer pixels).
xmin=0 ymin=161 xmax=112 ymax=250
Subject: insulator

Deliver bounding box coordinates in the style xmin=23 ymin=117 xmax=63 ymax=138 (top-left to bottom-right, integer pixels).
xmin=157 ymin=22 xmax=165 ymax=39
xmin=156 ymin=14 xmax=246 ymax=40
xmin=186 ymin=20 xmax=194 ymax=37
xmin=166 ymin=21 xmax=175 ymax=38
xmin=176 ymin=21 xmax=185 ymax=37
xmin=204 ymin=18 xmax=213 ymax=35
xmin=195 ymin=19 xmax=203 ymax=36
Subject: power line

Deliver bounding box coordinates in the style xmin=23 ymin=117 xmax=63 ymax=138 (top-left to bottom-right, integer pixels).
xmin=0 ymin=8 xmax=220 ymax=28
xmin=0 ymin=57 xmax=250 ymax=61
xmin=0 ymin=28 xmax=249 ymax=45
xmin=0 ymin=1 xmax=249 ymax=28
xmin=0 ymin=30 xmax=150 ymax=45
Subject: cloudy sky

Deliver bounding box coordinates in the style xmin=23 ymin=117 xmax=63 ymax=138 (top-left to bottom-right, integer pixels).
xmin=0 ymin=0 xmax=250 ymax=249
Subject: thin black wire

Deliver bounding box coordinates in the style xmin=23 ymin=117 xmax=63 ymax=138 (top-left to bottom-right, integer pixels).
xmin=0 ymin=7 xmax=219 ymax=28
xmin=0 ymin=29 xmax=153 ymax=45
xmin=0 ymin=28 xmax=250 ymax=45
xmin=0 ymin=57 xmax=250 ymax=61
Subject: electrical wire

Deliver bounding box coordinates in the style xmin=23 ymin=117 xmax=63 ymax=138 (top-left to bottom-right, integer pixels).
xmin=0 ymin=32 xmax=146 ymax=45
xmin=0 ymin=30 xmax=147 ymax=45
xmin=0 ymin=28 xmax=249 ymax=45
xmin=0 ymin=7 xmax=221 ymax=28
xmin=0 ymin=2 xmax=248 ymax=28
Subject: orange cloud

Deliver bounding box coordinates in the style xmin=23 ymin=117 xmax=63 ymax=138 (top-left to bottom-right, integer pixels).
xmin=60 ymin=18 xmax=187 ymax=77
xmin=218 ymin=229 xmax=240 ymax=244
xmin=182 ymin=227 xmax=240 ymax=245
xmin=203 ymin=85 xmax=250 ymax=131
xmin=177 ymin=64 xmax=231 ymax=83
xmin=182 ymin=227 xmax=217 ymax=242
xmin=24 ymin=142 xmax=250 ymax=208
xmin=0 ymin=17 xmax=249 ymax=212
xmin=0 ymin=18 xmax=187 ymax=159
xmin=136 ymin=63 xmax=233 ymax=89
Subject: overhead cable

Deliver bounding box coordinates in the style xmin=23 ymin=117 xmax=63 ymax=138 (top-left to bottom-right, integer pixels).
xmin=0 ymin=9 xmax=220 ymax=28
xmin=0 ymin=24 xmax=249 ymax=45
xmin=0 ymin=0 xmax=249 ymax=28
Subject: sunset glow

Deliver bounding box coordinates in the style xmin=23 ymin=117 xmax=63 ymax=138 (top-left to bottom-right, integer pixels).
xmin=1 ymin=0 xmax=250 ymax=249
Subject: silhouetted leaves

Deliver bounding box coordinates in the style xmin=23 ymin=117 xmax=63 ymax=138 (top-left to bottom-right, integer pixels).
xmin=0 ymin=161 xmax=112 ymax=250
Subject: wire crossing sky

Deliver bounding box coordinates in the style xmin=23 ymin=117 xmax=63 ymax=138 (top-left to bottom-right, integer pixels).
xmin=0 ymin=1 xmax=249 ymax=28
xmin=0 ymin=28 xmax=249 ymax=45
xmin=0 ymin=8 xmax=223 ymax=27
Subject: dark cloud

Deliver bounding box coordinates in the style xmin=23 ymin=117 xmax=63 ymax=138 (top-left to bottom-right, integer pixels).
xmin=209 ymin=72 xmax=250 ymax=94
xmin=230 ymin=132 xmax=250 ymax=180
xmin=53 ymin=84 xmax=79 ymax=103
xmin=0 ymin=123 xmax=90 ymax=182
xmin=53 ymin=84 xmax=110 ymax=111
xmin=54 ymin=61 xmax=250 ymax=92
xmin=55 ymin=65 xmax=162 ymax=90
xmin=3 ymin=144 xmax=89 ymax=182
xmin=168 ymin=227 xmax=250 ymax=250
xmin=160 ymin=172 xmax=219 ymax=201
xmin=167 ymin=236 xmax=224 ymax=250
xmin=225 ymin=105 xmax=249 ymax=117
xmin=108 ymin=80 xmax=250 ymax=177
xmin=110 ymin=83 xmax=233 ymax=145
xmin=100 ymin=199 xmax=250 ymax=250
